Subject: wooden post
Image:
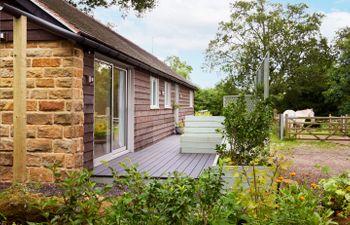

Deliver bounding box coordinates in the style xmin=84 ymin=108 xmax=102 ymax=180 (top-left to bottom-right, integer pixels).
xmin=285 ymin=114 xmax=288 ymax=139
xmin=13 ymin=15 xmax=27 ymax=183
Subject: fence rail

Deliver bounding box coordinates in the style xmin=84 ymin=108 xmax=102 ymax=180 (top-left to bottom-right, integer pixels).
xmin=282 ymin=115 xmax=350 ymax=141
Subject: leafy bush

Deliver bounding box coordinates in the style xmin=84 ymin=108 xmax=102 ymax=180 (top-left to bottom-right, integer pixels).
xmin=319 ymin=172 xmax=350 ymax=217
xmin=264 ymin=184 xmax=336 ymax=225
xmin=217 ymin=94 xmax=273 ymax=165
xmin=0 ymin=164 xmax=341 ymax=225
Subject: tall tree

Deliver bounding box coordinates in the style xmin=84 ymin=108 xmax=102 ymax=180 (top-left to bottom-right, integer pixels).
xmin=324 ymin=27 xmax=350 ymax=115
xmin=66 ymin=0 xmax=157 ymax=16
xmin=205 ymin=0 xmax=334 ymax=114
xmin=165 ymin=56 xmax=193 ymax=80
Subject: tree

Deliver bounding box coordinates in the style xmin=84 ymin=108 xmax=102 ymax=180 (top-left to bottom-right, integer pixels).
xmin=195 ymin=77 xmax=239 ymax=116
xmin=66 ymin=0 xmax=157 ymax=16
xmin=324 ymin=27 xmax=350 ymax=115
xmin=164 ymin=56 xmax=193 ymax=80
xmin=205 ymin=0 xmax=334 ymax=114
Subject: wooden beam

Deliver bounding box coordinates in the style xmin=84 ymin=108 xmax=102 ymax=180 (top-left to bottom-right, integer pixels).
xmin=13 ymin=15 xmax=27 ymax=183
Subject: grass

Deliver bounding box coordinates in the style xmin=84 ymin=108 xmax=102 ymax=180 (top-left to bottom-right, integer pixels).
xmin=270 ymin=122 xmax=338 ymax=153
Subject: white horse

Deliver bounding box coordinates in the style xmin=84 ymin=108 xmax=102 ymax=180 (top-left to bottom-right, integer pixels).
xmin=294 ymin=109 xmax=315 ymax=128
xmin=282 ymin=109 xmax=315 ymax=129
xmin=282 ymin=110 xmax=296 ymax=128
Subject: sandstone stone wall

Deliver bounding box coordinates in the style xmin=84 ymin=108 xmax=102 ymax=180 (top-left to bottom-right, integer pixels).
xmin=0 ymin=40 xmax=84 ymax=182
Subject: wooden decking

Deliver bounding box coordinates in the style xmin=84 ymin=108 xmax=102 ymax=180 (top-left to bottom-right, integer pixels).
xmin=93 ymin=135 xmax=217 ymax=178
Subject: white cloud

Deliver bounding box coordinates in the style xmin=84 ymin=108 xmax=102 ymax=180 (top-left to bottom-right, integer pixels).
xmin=101 ymin=0 xmax=232 ymax=55
xmin=321 ymin=11 xmax=350 ymax=42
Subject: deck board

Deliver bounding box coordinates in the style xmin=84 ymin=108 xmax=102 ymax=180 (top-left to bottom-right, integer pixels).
xmin=93 ymin=135 xmax=217 ymax=178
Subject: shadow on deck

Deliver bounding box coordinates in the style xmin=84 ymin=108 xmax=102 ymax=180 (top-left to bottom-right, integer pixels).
xmin=93 ymin=135 xmax=217 ymax=180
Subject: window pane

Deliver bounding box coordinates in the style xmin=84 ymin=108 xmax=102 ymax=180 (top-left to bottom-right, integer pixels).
xmin=94 ymin=61 xmax=112 ymax=158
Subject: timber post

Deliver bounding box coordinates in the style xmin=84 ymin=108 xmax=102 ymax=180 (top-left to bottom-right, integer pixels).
xmin=13 ymin=15 xmax=27 ymax=182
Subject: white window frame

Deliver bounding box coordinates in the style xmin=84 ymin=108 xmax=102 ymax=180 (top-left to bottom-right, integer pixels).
xmin=150 ymin=76 xmax=159 ymax=109
xmin=189 ymin=90 xmax=194 ymax=108
xmin=164 ymin=81 xmax=172 ymax=108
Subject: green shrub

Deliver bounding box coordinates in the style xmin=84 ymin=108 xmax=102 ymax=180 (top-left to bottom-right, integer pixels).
xmin=263 ymin=184 xmax=336 ymax=225
xmin=217 ymin=94 xmax=273 ymax=165
xmin=319 ymin=172 xmax=350 ymax=217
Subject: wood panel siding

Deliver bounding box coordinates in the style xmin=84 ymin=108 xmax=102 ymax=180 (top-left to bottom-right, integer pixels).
xmin=0 ymin=2 xmax=61 ymax=42
xmin=83 ymin=50 xmax=95 ymax=170
xmin=179 ymin=86 xmax=194 ymax=122
xmin=134 ymin=69 xmax=194 ymax=150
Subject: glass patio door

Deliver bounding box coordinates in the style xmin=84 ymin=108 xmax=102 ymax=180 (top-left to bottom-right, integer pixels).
xmin=94 ymin=60 xmax=127 ymax=160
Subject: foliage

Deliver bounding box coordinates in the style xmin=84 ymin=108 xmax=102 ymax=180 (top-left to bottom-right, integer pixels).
xmin=94 ymin=116 xmax=108 ymax=138
xmin=194 ymin=110 xmax=212 ymax=116
xmin=204 ymin=0 xmax=334 ymax=115
xmin=265 ymin=183 xmax=336 ymax=225
xmin=66 ymin=0 xmax=157 ymax=16
xmin=195 ymin=77 xmax=239 ymax=116
xmin=164 ymin=56 xmax=193 ymax=80
xmin=217 ymin=94 xmax=273 ymax=165
xmin=319 ymin=172 xmax=350 ymax=217
xmin=0 ymin=163 xmax=341 ymax=225
xmin=324 ymin=27 xmax=350 ymax=115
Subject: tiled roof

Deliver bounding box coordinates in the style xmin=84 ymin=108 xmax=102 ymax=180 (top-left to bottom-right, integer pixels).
xmin=34 ymin=0 xmax=196 ymax=89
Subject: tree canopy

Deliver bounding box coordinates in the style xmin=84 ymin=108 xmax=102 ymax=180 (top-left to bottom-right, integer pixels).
xmin=66 ymin=0 xmax=157 ymax=16
xmin=324 ymin=27 xmax=350 ymax=115
xmin=164 ymin=56 xmax=193 ymax=80
xmin=204 ymin=0 xmax=334 ymax=115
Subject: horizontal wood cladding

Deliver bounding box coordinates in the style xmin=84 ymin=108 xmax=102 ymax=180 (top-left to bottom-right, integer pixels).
xmin=134 ymin=69 xmax=194 ymax=150
xmin=83 ymin=50 xmax=94 ymax=170
xmin=134 ymin=69 xmax=174 ymax=150
xmin=0 ymin=10 xmax=61 ymax=42
xmin=179 ymin=86 xmax=194 ymax=122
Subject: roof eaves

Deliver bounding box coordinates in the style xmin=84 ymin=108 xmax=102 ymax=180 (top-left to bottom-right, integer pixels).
xmin=30 ymin=0 xmax=80 ymax=33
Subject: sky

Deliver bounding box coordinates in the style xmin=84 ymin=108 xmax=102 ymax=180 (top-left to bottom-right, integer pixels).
xmin=93 ymin=0 xmax=350 ymax=88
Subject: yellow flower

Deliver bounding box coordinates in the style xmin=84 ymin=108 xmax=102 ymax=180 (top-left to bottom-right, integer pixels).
xmin=278 ymin=176 xmax=284 ymax=180
xmin=299 ymin=196 xmax=305 ymax=201
xmin=289 ymin=172 xmax=296 ymax=177
xmin=310 ymin=183 xmax=317 ymax=189
xmin=276 ymin=179 xmax=282 ymax=183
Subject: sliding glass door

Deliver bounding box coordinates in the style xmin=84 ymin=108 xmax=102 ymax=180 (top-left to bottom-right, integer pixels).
xmin=94 ymin=60 xmax=127 ymax=160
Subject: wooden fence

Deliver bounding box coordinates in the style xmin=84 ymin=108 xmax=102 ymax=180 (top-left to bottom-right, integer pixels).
xmin=281 ymin=115 xmax=350 ymax=141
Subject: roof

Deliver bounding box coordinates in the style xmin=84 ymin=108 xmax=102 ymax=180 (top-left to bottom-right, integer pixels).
xmin=31 ymin=0 xmax=196 ymax=89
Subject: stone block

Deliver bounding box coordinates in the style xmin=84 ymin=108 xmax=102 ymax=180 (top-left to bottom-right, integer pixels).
xmin=49 ymin=89 xmax=72 ymax=99
xmin=0 ymin=125 xmax=10 ymax=137
xmin=37 ymin=126 xmax=63 ymax=139
xmin=28 ymin=167 xmax=54 ymax=182
xmin=39 ymin=101 xmax=64 ymax=111
xmin=32 ymin=58 xmax=61 ymax=67
xmin=52 ymin=48 xmax=73 ymax=57
xmin=53 ymin=139 xmax=76 ymax=153
xmin=0 ymin=89 xmax=13 ymax=99
xmin=27 ymin=68 xmax=44 ymax=78
xmin=36 ymin=78 xmax=54 ymax=88
xmin=56 ymin=78 xmax=73 ymax=88
xmin=30 ymin=90 xmax=48 ymax=99
xmin=0 ymin=153 xmax=13 ymax=166
xmin=27 ymin=113 xmax=53 ymax=125
xmin=1 ymin=113 xmax=13 ymax=124
xmin=27 ymin=49 xmax=52 ymax=57
xmin=0 ymin=78 xmax=13 ymax=87
xmin=0 ymin=138 xmax=13 ymax=151
xmin=27 ymin=154 xmax=41 ymax=167
xmin=27 ymin=139 xmax=52 ymax=152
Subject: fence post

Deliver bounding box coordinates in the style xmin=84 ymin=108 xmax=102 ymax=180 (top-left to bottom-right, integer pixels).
xmin=346 ymin=114 xmax=348 ymax=135
xmin=285 ymin=114 xmax=289 ymax=139
xmin=279 ymin=114 xmax=284 ymax=140
xmin=13 ymin=15 xmax=27 ymax=183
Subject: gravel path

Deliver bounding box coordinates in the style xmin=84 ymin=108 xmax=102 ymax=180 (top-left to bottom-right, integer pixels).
xmin=281 ymin=141 xmax=350 ymax=183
